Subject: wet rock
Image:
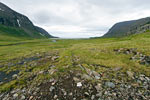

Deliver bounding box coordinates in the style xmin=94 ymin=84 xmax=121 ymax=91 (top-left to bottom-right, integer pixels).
xmin=12 ymin=74 xmax=18 ymax=79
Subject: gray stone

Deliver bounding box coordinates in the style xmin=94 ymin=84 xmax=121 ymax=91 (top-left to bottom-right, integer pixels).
xmin=77 ymin=82 xmax=82 ymax=87
xmin=105 ymin=82 xmax=115 ymax=88
xmin=95 ymin=84 xmax=102 ymax=91
xmin=12 ymin=74 xmax=18 ymax=79
xmin=91 ymin=95 xmax=95 ymax=100
xmin=20 ymin=95 xmax=26 ymax=100
xmin=13 ymin=93 xmax=18 ymax=99
xmin=127 ymin=71 xmax=134 ymax=78
xmin=84 ymin=92 xmax=89 ymax=96
xmin=82 ymin=74 xmax=92 ymax=80
xmin=49 ymin=86 xmax=55 ymax=92
xmin=73 ymin=77 xmax=80 ymax=82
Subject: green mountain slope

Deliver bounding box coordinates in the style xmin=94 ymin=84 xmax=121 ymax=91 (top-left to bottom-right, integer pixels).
xmin=103 ymin=17 xmax=150 ymax=37
xmin=0 ymin=2 xmax=55 ymax=39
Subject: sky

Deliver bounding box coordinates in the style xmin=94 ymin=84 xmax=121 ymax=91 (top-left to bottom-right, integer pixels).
xmin=0 ymin=0 xmax=150 ymax=38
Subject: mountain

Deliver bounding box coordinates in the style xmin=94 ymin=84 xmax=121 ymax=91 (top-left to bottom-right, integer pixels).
xmin=103 ymin=17 xmax=150 ymax=37
xmin=0 ymin=2 xmax=55 ymax=38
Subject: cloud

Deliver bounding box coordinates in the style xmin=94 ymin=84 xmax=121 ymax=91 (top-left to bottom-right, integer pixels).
xmin=0 ymin=0 xmax=150 ymax=38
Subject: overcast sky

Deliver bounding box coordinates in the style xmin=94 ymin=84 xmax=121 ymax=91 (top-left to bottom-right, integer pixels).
xmin=0 ymin=0 xmax=150 ymax=38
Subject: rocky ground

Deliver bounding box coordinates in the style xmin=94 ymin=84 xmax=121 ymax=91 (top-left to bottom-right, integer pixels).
xmin=0 ymin=48 xmax=150 ymax=100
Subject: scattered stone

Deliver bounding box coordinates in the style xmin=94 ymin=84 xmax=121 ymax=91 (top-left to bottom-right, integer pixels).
xmin=77 ymin=82 xmax=82 ymax=87
xmin=29 ymin=96 xmax=33 ymax=100
xmin=73 ymin=77 xmax=80 ymax=82
xmin=105 ymin=82 xmax=115 ymax=88
xmin=84 ymin=92 xmax=90 ymax=96
xmin=127 ymin=71 xmax=134 ymax=78
xmin=91 ymin=95 xmax=95 ymax=100
xmin=54 ymin=95 xmax=58 ymax=99
xmin=49 ymin=86 xmax=55 ymax=92
xmin=82 ymin=74 xmax=92 ymax=80
xmin=12 ymin=74 xmax=18 ymax=79
xmin=95 ymin=84 xmax=102 ymax=91
xmin=13 ymin=93 xmax=18 ymax=99
xmin=20 ymin=95 xmax=26 ymax=100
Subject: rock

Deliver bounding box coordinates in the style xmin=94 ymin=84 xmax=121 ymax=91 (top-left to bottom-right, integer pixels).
xmin=95 ymin=84 xmax=102 ymax=91
xmin=84 ymin=92 xmax=90 ymax=96
xmin=69 ymin=92 xmax=73 ymax=96
xmin=98 ymin=98 xmax=103 ymax=100
xmin=29 ymin=96 xmax=33 ymax=100
xmin=105 ymin=82 xmax=115 ymax=88
xmin=91 ymin=95 xmax=95 ymax=100
xmin=145 ymin=77 xmax=150 ymax=81
xmin=49 ymin=86 xmax=55 ymax=92
xmin=54 ymin=95 xmax=58 ymax=99
xmin=113 ymin=67 xmax=122 ymax=71
xmin=82 ymin=74 xmax=92 ymax=80
xmin=13 ymin=93 xmax=18 ymax=99
xmin=127 ymin=71 xmax=134 ymax=78
xmin=73 ymin=77 xmax=80 ymax=82
xmin=95 ymin=76 xmax=100 ymax=80
xmin=77 ymin=82 xmax=82 ymax=87
xmin=48 ymin=69 xmax=56 ymax=75
xmin=85 ymin=68 xmax=92 ymax=76
xmin=92 ymin=71 xmax=101 ymax=79
xmin=12 ymin=74 xmax=18 ymax=79
xmin=51 ymin=56 xmax=59 ymax=61
xmin=20 ymin=95 xmax=26 ymax=100
xmin=96 ymin=92 xmax=102 ymax=97
xmin=39 ymin=71 xmax=44 ymax=74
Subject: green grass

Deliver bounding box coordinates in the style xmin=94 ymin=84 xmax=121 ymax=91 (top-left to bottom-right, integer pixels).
xmin=0 ymin=32 xmax=150 ymax=92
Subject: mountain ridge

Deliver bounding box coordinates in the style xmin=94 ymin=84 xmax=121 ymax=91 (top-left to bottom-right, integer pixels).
xmin=0 ymin=2 xmax=55 ymax=38
xmin=103 ymin=17 xmax=150 ymax=37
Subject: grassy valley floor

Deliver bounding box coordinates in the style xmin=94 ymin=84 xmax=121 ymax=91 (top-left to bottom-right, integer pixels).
xmin=0 ymin=32 xmax=150 ymax=100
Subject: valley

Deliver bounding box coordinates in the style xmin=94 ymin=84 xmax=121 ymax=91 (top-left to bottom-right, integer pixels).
xmin=0 ymin=32 xmax=150 ymax=99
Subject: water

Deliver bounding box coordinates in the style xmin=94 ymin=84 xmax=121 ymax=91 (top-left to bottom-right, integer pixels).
xmin=0 ymin=70 xmax=19 ymax=82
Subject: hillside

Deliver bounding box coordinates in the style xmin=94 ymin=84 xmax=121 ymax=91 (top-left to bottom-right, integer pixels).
xmin=0 ymin=32 xmax=150 ymax=99
xmin=0 ymin=2 xmax=55 ymax=38
xmin=103 ymin=17 xmax=150 ymax=37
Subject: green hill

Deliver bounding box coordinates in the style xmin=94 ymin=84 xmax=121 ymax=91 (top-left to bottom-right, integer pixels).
xmin=0 ymin=2 xmax=55 ymax=39
xmin=103 ymin=17 xmax=150 ymax=37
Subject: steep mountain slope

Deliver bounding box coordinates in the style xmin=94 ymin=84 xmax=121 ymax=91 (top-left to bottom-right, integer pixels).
xmin=0 ymin=2 xmax=55 ymax=38
xmin=103 ymin=17 xmax=150 ymax=37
